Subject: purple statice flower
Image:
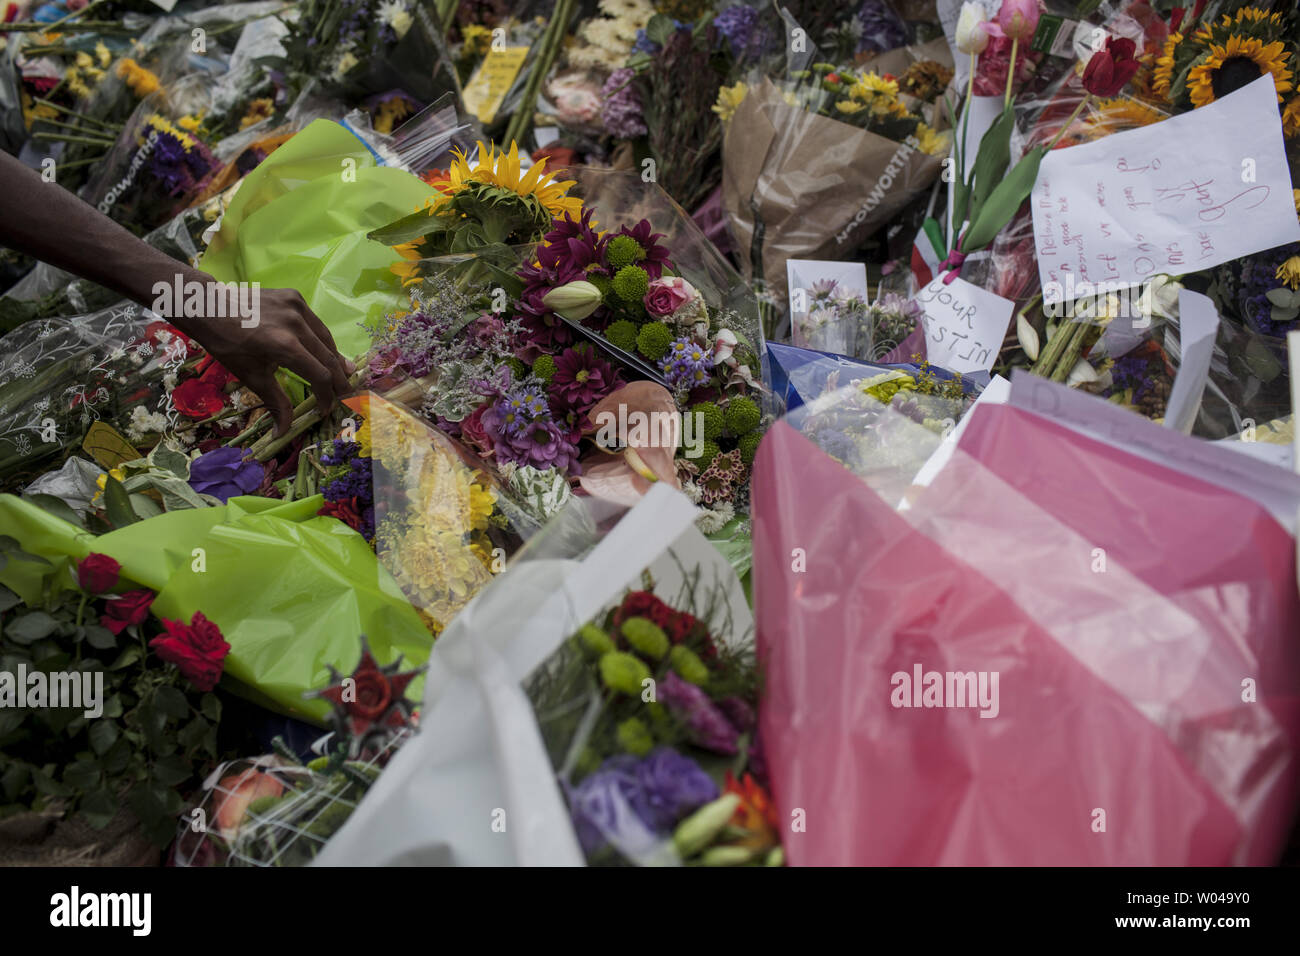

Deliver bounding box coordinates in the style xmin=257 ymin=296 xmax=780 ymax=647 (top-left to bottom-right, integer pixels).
xmin=1107 ymin=354 xmax=1154 ymax=402
xmin=320 ymin=440 xmax=375 ymax=540
xmin=713 ymin=5 xmax=769 ymax=60
xmin=600 ymin=68 xmax=647 ymax=140
xmin=613 ymin=220 xmax=672 ymax=278
xmin=657 ymin=671 xmax=740 ymax=754
xmin=856 ymin=0 xmax=909 ymax=55
xmin=659 ymin=336 xmax=714 ymax=390
xmin=189 ymin=446 xmax=264 ymax=503
xmin=1241 ymin=241 xmax=1300 ymax=336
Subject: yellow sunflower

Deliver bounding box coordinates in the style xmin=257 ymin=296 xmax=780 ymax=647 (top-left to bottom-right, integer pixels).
xmin=433 ymin=140 xmax=582 ymax=222
xmin=1284 ymin=95 xmax=1300 ymax=138
xmin=1187 ymin=36 xmax=1292 ymax=108
xmin=1152 ymin=32 xmax=1182 ymax=97
xmin=1086 ymin=97 xmax=1167 ymax=138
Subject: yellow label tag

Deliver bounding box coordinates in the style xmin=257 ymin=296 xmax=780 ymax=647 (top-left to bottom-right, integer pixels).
xmin=82 ymin=421 xmax=141 ymax=471
xmin=462 ymin=47 xmax=530 ymax=125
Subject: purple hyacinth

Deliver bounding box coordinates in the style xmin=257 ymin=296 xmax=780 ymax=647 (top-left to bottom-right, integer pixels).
xmin=657 ymin=671 xmax=740 ymax=754
xmin=713 ymin=5 xmax=770 ymax=60
xmin=856 ymin=0 xmax=910 ymax=55
xmin=600 ymin=68 xmax=647 ymax=139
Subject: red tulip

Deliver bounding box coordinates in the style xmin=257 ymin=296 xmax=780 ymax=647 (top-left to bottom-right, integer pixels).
xmin=1081 ymin=36 xmax=1140 ymax=97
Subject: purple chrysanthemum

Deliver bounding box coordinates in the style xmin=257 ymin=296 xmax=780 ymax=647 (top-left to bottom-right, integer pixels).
xmin=657 ymin=671 xmax=740 ymax=755
xmin=549 ymin=344 xmax=619 ymax=413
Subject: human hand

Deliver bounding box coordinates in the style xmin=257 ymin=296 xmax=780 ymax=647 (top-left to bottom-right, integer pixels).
xmin=168 ymin=280 xmax=353 ymax=436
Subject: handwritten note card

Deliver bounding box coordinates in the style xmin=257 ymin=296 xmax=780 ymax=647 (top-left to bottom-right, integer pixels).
xmin=915 ymin=275 xmax=1014 ymax=374
xmin=1033 ymin=76 xmax=1300 ymax=306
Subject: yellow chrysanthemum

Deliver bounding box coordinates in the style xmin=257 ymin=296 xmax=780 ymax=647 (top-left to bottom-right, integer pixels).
xmin=177 ymin=114 xmax=202 ymax=132
xmin=468 ymin=480 xmax=495 ymax=531
xmin=857 ymin=72 xmax=899 ymax=98
xmin=915 ymin=122 xmax=949 ymax=156
xmin=75 ymin=51 xmax=93 ymax=69
xmin=1187 ymin=36 xmax=1292 ymax=108
xmin=1152 ymin=32 xmax=1182 ymax=97
xmin=434 ymin=140 xmax=582 ymax=222
xmin=712 ymin=81 xmax=747 ymax=122
xmin=116 ymin=58 xmax=160 ymax=98
xmin=461 ymin=23 xmax=493 ymax=57
xmin=1277 ymin=256 xmax=1300 ymax=291
xmin=95 ymin=42 xmax=111 ymax=67
xmin=67 ymin=76 xmax=92 ymax=100
xmin=835 ymin=99 xmax=867 ymax=114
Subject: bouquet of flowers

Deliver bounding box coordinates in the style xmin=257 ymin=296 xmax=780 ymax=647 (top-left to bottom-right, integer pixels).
xmin=720 ymin=35 xmax=953 ymax=305
xmin=0 ymin=547 xmax=228 ymax=861
xmin=173 ymin=636 xmax=420 ymax=867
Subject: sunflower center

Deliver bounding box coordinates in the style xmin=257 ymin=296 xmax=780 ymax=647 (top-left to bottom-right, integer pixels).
xmin=1212 ymin=56 xmax=1267 ymax=100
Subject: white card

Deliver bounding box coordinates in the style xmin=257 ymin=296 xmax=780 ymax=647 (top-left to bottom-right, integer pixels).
xmin=915 ymin=274 xmax=1014 ymax=374
xmin=1033 ymin=76 xmax=1300 ymax=306
xmin=1163 ymin=289 xmax=1220 ymax=434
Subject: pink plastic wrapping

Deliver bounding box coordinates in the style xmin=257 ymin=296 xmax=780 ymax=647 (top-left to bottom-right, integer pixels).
xmin=752 ymin=384 xmax=1300 ymax=865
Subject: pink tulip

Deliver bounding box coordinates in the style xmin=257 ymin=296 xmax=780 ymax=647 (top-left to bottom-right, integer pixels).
xmin=996 ymin=0 xmax=1041 ymax=42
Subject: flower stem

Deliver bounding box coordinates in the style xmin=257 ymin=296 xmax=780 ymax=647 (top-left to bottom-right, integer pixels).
xmin=1044 ymin=95 xmax=1091 ymax=150
xmin=1004 ymin=37 xmax=1018 ymax=109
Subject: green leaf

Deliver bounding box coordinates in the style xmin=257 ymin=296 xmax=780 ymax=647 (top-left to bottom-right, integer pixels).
xmin=82 ymin=625 xmax=116 ymax=650
xmin=2 ymin=763 xmax=29 ymax=801
xmin=109 ymin=646 xmax=141 ymax=671
xmin=151 ymin=754 xmax=192 ymax=787
xmin=88 ymin=719 xmax=119 ymax=755
xmin=6 ymin=611 xmax=58 ymax=644
xmin=24 ymin=493 xmax=83 ymax=529
xmin=32 ymin=767 xmax=73 ymax=797
xmin=128 ymin=493 xmax=163 ymax=520
xmin=154 ymin=685 xmax=191 ymax=719
xmin=103 ymin=474 xmax=139 ymax=528
xmin=178 ymin=715 xmax=209 ymax=751
xmin=963 ymin=146 xmax=1047 ymax=253
xmin=966 ymin=105 xmax=1016 ymax=230
xmin=79 ymin=788 xmax=118 ymax=829
xmin=147 ymin=442 xmax=190 ymax=479
xmin=645 ymin=12 xmax=675 ymax=44
xmin=200 ymin=693 xmax=221 ymax=723
xmin=156 ymin=476 xmax=209 ymax=512
xmin=101 ymin=736 xmax=131 ymax=775
xmin=0 ymin=535 xmax=17 ymax=551
xmin=63 ymin=759 xmax=101 ymax=791
xmin=366 ymin=207 xmax=439 ymax=246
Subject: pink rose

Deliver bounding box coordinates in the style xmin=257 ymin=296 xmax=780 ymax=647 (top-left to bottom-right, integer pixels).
xmin=644 ymin=277 xmax=699 ymax=318
xmin=460 ymin=401 xmax=493 ymax=457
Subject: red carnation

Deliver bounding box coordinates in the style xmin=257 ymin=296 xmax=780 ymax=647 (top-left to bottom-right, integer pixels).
xmin=1081 ymin=36 xmax=1140 ymax=98
xmin=172 ymin=378 xmax=226 ymax=419
xmin=150 ymin=611 xmax=231 ymax=692
xmin=319 ymin=496 xmax=364 ymax=534
xmin=100 ymin=589 xmax=154 ymax=635
xmin=77 ymin=553 xmax=120 ymax=594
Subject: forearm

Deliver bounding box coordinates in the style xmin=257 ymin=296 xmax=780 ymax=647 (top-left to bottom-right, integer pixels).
xmin=0 ymin=149 xmax=208 ymax=312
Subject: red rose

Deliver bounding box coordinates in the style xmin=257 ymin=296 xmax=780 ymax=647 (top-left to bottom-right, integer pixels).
xmin=197 ymin=356 xmax=235 ymax=390
xmin=100 ymin=589 xmax=154 ymax=635
xmin=150 ymin=611 xmax=231 ymax=692
xmin=1081 ymin=36 xmax=1139 ymax=98
xmin=77 ymin=553 xmax=120 ymax=594
xmin=459 ymin=401 xmax=494 ymax=457
xmin=172 ymin=378 xmax=226 ymax=419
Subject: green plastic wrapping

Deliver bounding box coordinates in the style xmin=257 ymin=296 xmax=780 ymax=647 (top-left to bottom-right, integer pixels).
xmin=0 ymin=493 xmax=432 ymax=723
xmin=199 ymin=119 xmax=438 ymax=359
